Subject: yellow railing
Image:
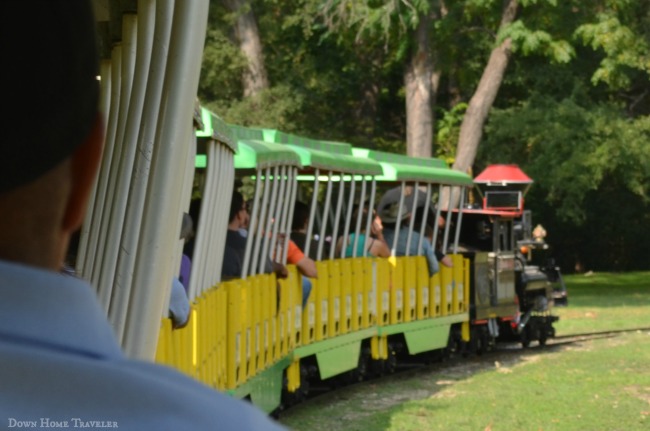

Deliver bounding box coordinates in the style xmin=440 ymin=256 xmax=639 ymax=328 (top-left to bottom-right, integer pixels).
xmin=155 ymin=254 xmax=470 ymax=392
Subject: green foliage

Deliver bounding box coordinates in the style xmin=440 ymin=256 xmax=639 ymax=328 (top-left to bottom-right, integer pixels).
xmin=483 ymin=96 xmax=650 ymax=221
xmin=318 ymin=0 xmax=430 ymax=42
xmin=481 ymin=94 xmax=650 ymax=270
xmin=503 ymin=21 xmax=575 ymax=63
xmin=575 ymin=12 xmax=650 ymax=89
xmin=198 ymin=27 xmax=247 ymax=104
xmin=372 ymin=136 xmax=405 ymax=154
xmin=209 ymin=84 xmax=306 ymax=131
xmin=519 ymin=0 xmax=558 ymax=6
xmin=435 ymin=102 xmax=467 ymax=161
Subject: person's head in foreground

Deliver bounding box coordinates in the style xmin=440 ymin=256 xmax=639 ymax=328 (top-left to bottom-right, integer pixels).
xmin=0 ymin=2 xmax=285 ymax=429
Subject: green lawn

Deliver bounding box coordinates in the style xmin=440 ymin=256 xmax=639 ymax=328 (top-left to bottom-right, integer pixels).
xmin=555 ymin=271 xmax=650 ymax=335
xmin=279 ymin=272 xmax=650 ymax=431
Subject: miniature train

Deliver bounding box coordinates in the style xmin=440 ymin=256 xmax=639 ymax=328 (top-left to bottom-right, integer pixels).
xmin=152 ymin=117 xmax=562 ymax=414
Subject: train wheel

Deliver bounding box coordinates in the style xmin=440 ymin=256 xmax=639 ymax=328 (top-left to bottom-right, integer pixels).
xmin=539 ymin=333 xmax=547 ymax=346
xmin=369 ymin=348 xmax=398 ymax=376
xmin=424 ymin=348 xmax=448 ymax=364
xmin=299 ymin=364 xmax=311 ymax=399
xmin=465 ymin=326 xmax=485 ymax=356
xmin=477 ymin=327 xmax=492 ymax=355
xmin=385 ymin=346 xmax=398 ymax=374
xmin=520 ymin=328 xmax=531 ymax=348
xmin=447 ymin=324 xmax=465 ymax=357
xmin=350 ymin=348 xmax=370 ymax=382
xmin=539 ymin=320 xmax=554 ymax=346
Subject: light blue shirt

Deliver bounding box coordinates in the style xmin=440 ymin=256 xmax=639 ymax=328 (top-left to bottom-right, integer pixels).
xmin=383 ymin=227 xmax=439 ymax=276
xmin=169 ymin=276 xmax=190 ymax=327
xmin=0 ymin=259 xmax=286 ymax=431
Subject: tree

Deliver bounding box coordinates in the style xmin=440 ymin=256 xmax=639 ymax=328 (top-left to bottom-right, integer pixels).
xmin=575 ymin=2 xmax=650 ymax=116
xmin=195 ymin=0 xmax=650 ymax=271
xmin=318 ymin=0 xmax=438 ymax=156
xmin=200 ymin=0 xmax=308 ymax=131
xmin=222 ymin=0 xmax=269 ymax=98
xmin=405 ymin=11 xmax=434 ymax=157
xmin=452 ymin=0 xmax=518 ymax=177
xmin=438 ymin=0 xmax=576 ymax=207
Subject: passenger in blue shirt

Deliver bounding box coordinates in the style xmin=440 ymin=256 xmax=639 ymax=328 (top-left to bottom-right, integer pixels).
xmin=0 ymin=2 xmax=285 ymax=430
xmin=382 ymin=222 xmax=440 ymax=276
xmin=378 ymin=187 xmax=440 ymax=276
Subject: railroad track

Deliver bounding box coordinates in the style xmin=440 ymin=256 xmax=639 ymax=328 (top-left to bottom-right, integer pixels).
xmin=277 ymin=327 xmax=650 ymax=416
xmin=551 ymin=326 xmax=650 ymax=343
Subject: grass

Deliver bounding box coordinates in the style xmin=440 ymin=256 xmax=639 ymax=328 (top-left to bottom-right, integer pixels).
xmin=279 ymin=271 xmax=650 ymax=431
xmin=554 ymin=271 xmax=650 ymax=335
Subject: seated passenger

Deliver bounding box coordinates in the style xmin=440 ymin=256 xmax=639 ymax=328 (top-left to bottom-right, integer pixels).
xmin=335 ymin=207 xmax=390 ymax=258
xmin=169 ymin=277 xmax=190 ymax=329
xmin=434 ymin=214 xmax=454 ymax=268
xmin=222 ymin=190 xmax=287 ymax=280
xmin=378 ymin=188 xmax=439 ymax=276
xmin=169 ymin=212 xmax=194 ymax=329
xmin=178 ymin=212 xmax=194 ymax=291
xmin=285 ymin=239 xmax=317 ymax=306
xmin=290 ymin=200 xmax=329 ymax=260
xmin=414 ymin=206 xmax=453 ymax=268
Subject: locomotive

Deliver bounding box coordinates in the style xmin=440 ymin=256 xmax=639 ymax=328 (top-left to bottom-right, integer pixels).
xmin=454 ymin=165 xmax=559 ymax=351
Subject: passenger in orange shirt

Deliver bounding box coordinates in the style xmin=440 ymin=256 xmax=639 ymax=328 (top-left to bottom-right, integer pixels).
xmin=285 ymin=239 xmax=317 ymax=306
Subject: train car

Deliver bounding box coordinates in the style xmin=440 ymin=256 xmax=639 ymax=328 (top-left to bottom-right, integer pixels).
xmin=459 ymin=165 xmax=559 ymax=349
xmin=79 ymin=0 xmax=211 ymax=361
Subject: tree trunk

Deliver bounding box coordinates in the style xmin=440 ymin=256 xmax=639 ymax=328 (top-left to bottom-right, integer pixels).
xmin=405 ymin=15 xmax=433 ymax=158
xmin=453 ymin=0 xmax=518 ymax=174
xmin=431 ymin=67 xmax=442 ymax=149
xmin=443 ymin=0 xmax=518 ymax=209
xmin=355 ymin=46 xmax=381 ymax=141
xmin=222 ymin=0 xmax=269 ymax=97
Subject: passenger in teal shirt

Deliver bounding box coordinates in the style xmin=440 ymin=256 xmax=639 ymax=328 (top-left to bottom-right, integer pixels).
xmin=336 ymin=208 xmax=390 ymax=258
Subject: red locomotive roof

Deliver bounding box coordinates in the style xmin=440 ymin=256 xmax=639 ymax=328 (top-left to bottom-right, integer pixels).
xmin=474 ymin=164 xmax=533 ymax=185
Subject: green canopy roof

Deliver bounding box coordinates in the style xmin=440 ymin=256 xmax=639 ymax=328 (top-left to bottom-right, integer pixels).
xmin=234 ymin=139 xmax=302 ymax=170
xmin=256 ymin=128 xmax=383 ymax=175
xmin=280 ymin=144 xmax=374 ymax=174
xmin=193 ymin=100 xmax=204 ymax=131
xmin=229 ymin=124 xmax=266 ymax=142
xmin=362 ymin=148 xmax=448 ymax=169
xmin=195 ymin=107 xmax=236 ymax=152
xmin=229 ymin=125 xmax=304 ymax=169
xmin=196 ymin=122 xmax=468 ymax=183
xmin=353 ymin=148 xmax=473 ymax=186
